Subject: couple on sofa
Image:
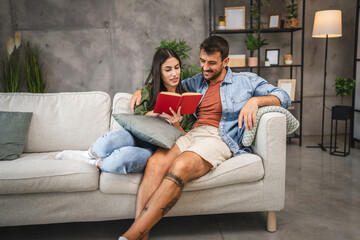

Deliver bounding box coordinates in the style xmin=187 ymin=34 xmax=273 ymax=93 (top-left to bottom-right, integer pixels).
xmin=57 ymin=36 xmax=291 ymax=240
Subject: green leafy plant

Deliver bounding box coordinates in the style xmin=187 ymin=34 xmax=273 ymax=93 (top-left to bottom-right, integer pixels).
xmin=250 ymin=0 xmax=269 ymax=31
xmin=0 ymin=35 xmax=22 ymax=92
xmin=286 ymin=2 xmax=298 ymax=19
xmin=245 ymin=33 xmax=268 ymax=55
xmin=334 ymin=77 xmax=356 ymax=105
xmin=24 ymin=42 xmax=46 ymax=93
xmin=156 ymin=39 xmax=201 ymax=79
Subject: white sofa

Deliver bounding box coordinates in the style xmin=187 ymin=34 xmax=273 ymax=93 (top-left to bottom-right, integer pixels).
xmin=0 ymin=91 xmax=286 ymax=232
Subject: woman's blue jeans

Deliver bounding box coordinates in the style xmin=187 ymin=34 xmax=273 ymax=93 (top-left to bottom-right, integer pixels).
xmin=91 ymin=130 xmax=155 ymax=174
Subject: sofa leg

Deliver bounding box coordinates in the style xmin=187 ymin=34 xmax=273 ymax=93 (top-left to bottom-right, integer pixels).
xmin=267 ymin=211 xmax=277 ymax=232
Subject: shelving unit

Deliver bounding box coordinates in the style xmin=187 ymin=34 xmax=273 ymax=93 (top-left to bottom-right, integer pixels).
xmin=352 ymin=0 xmax=360 ymax=145
xmin=208 ymin=0 xmax=305 ymax=146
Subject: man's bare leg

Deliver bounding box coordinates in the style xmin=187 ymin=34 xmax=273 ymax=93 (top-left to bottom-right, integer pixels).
xmin=122 ymin=151 xmax=212 ymax=240
xmin=134 ymin=145 xmax=181 ymax=240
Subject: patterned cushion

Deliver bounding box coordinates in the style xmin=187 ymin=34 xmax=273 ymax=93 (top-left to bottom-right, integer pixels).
xmin=242 ymin=106 xmax=299 ymax=147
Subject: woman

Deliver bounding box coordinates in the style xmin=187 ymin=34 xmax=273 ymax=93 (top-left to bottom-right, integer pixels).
xmin=56 ymin=48 xmax=196 ymax=174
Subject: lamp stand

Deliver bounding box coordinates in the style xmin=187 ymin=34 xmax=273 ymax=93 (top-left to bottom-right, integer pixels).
xmin=307 ymin=34 xmax=329 ymax=151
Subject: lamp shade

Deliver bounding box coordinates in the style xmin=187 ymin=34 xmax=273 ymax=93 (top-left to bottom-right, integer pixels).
xmin=312 ymin=10 xmax=342 ymax=38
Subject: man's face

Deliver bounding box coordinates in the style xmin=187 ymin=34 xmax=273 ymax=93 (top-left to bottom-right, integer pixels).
xmin=200 ymin=49 xmax=228 ymax=81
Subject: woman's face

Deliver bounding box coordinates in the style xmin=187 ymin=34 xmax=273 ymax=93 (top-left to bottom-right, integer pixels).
xmin=160 ymin=57 xmax=181 ymax=92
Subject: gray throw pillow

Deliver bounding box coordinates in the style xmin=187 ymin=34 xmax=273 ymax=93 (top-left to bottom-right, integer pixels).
xmin=0 ymin=111 xmax=33 ymax=160
xmin=112 ymin=114 xmax=184 ymax=149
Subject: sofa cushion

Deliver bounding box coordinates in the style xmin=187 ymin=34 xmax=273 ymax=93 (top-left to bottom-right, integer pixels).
xmin=0 ymin=152 xmax=99 ymax=194
xmin=0 ymin=111 xmax=33 ymax=160
xmin=0 ymin=92 xmax=111 ymax=153
xmin=111 ymin=92 xmax=132 ymax=131
xmin=113 ymin=113 xmax=184 ymax=149
xmin=99 ymin=153 xmax=264 ymax=194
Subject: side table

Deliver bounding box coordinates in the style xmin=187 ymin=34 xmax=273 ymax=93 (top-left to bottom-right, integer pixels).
xmin=330 ymin=105 xmax=352 ymax=156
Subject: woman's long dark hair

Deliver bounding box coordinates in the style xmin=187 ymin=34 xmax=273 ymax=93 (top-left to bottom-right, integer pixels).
xmin=145 ymin=48 xmax=185 ymax=111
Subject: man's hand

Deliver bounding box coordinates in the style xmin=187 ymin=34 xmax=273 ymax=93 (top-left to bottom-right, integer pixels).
xmin=238 ymin=98 xmax=259 ymax=131
xmin=130 ymin=89 xmax=143 ymax=113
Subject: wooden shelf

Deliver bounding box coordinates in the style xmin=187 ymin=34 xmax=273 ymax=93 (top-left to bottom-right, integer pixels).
xmin=211 ymin=27 xmax=303 ymax=34
xmin=230 ymin=65 xmax=302 ymax=70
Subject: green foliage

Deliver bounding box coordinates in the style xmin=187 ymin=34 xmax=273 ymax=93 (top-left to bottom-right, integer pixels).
xmin=0 ymin=48 xmax=22 ymax=92
xmin=156 ymin=39 xmax=191 ymax=63
xmin=250 ymin=0 xmax=269 ymax=31
xmin=245 ymin=33 xmax=268 ymax=55
xmin=181 ymin=64 xmax=201 ymax=80
xmin=24 ymin=42 xmax=46 ymax=93
xmin=156 ymin=39 xmax=201 ymax=79
xmin=286 ymin=2 xmax=298 ymax=19
xmin=334 ymin=77 xmax=356 ymax=97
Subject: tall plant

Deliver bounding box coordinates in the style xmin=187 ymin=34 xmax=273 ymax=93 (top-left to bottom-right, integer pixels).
xmin=248 ymin=0 xmax=269 ymax=56
xmin=0 ymin=32 xmax=22 ymax=92
xmin=156 ymin=39 xmax=201 ymax=80
xmin=24 ymin=42 xmax=46 ymax=93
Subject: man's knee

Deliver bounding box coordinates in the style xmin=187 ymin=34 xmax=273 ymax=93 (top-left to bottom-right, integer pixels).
xmin=168 ymin=153 xmax=212 ymax=183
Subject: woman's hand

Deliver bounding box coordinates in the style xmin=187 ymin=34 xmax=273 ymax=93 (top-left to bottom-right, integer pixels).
xmin=130 ymin=89 xmax=143 ymax=113
xmin=159 ymin=107 xmax=186 ymax=134
xmin=145 ymin=110 xmax=160 ymax=117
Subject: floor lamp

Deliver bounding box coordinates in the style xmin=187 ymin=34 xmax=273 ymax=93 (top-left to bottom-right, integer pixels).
xmin=308 ymin=10 xmax=342 ymax=151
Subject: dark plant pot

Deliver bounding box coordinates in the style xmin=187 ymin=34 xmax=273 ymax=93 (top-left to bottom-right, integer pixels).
xmin=331 ymin=105 xmax=352 ymax=120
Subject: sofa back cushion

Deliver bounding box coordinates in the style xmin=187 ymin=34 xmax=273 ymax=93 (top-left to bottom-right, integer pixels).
xmin=110 ymin=92 xmax=132 ymax=131
xmin=0 ymin=92 xmax=111 ymax=152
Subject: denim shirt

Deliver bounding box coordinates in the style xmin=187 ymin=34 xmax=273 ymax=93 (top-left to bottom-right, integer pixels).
xmin=182 ymin=67 xmax=291 ymax=156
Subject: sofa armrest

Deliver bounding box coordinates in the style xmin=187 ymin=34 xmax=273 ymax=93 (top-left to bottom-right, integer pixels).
xmin=252 ymin=112 xmax=286 ymax=210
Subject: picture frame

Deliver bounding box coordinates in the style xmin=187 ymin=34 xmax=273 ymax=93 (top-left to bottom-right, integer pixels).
xmin=265 ymin=49 xmax=280 ymax=65
xmin=278 ymin=79 xmax=296 ymax=101
xmin=268 ymin=14 xmax=281 ymax=28
xmin=225 ymin=6 xmax=245 ymax=30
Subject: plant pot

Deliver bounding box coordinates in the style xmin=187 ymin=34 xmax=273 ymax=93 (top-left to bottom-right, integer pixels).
xmin=332 ymin=105 xmax=352 ymax=120
xmin=264 ymin=61 xmax=271 ymax=67
xmin=248 ymin=57 xmax=258 ymax=67
xmin=285 ymin=18 xmax=299 ymax=28
xmin=218 ymin=20 xmax=226 ymax=30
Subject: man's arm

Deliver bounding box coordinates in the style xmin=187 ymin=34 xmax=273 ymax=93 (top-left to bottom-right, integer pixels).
xmin=238 ymin=95 xmax=280 ymax=131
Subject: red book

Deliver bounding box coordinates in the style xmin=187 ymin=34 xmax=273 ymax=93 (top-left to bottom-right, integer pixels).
xmin=153 ymin=92 xmax=202 ymax=115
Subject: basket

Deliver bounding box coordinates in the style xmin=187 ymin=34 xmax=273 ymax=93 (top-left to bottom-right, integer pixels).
xmin=285 ymin=18 xmax=299 ymax=28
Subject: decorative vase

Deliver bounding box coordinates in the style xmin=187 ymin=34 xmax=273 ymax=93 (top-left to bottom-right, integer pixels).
xmin=248 ymin=57 xmax=258 ymax=67
xmin=284 ymin=54 xmax=293 ymax=65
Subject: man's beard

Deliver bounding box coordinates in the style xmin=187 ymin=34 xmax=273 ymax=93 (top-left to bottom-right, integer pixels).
xmin=202 ymin=67 xmax=223 ymax=81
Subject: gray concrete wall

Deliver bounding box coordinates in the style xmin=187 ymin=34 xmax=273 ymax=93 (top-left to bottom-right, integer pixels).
xmin=0 ymin=0 xmax=207 ymax=96
xmin=0 ymin=0 xmax=356 ymax=136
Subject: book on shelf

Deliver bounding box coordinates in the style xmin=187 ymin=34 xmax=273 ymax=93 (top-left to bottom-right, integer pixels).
xmin=153 ymin=92 xmax=202 ymax=115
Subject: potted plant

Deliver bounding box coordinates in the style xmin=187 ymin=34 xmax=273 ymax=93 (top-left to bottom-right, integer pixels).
xmin=24 ymin=42 xmax=46 ymax=93
xmin=332 ymin=77 xmax=356 ymax=120
xmin=250 ymin=0 xmax=269 ymax=30
xmin=218 ymin=16 xmax=226 ymax=30
xmin=0 ymin=33 xmax=22 ymax=92
xmin=264 ymin=57 xmax=271 ymax=67
xmin=285 ymin=2 xmax=299 ymax=28
xmin=245 ymin=33 xmax=268 ymax=67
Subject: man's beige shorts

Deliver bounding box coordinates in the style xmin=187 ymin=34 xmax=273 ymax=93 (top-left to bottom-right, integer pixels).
xmin=175 ymin=125 xmax=232 ymax=168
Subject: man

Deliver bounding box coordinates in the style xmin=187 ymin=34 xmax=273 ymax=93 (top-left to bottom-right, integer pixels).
xmin=119 ymin=36 xmax=291 ymax=240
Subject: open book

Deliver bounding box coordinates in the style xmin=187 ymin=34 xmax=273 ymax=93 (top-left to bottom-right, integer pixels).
xmin=153 ymin=92 xmax=203 ymax=115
